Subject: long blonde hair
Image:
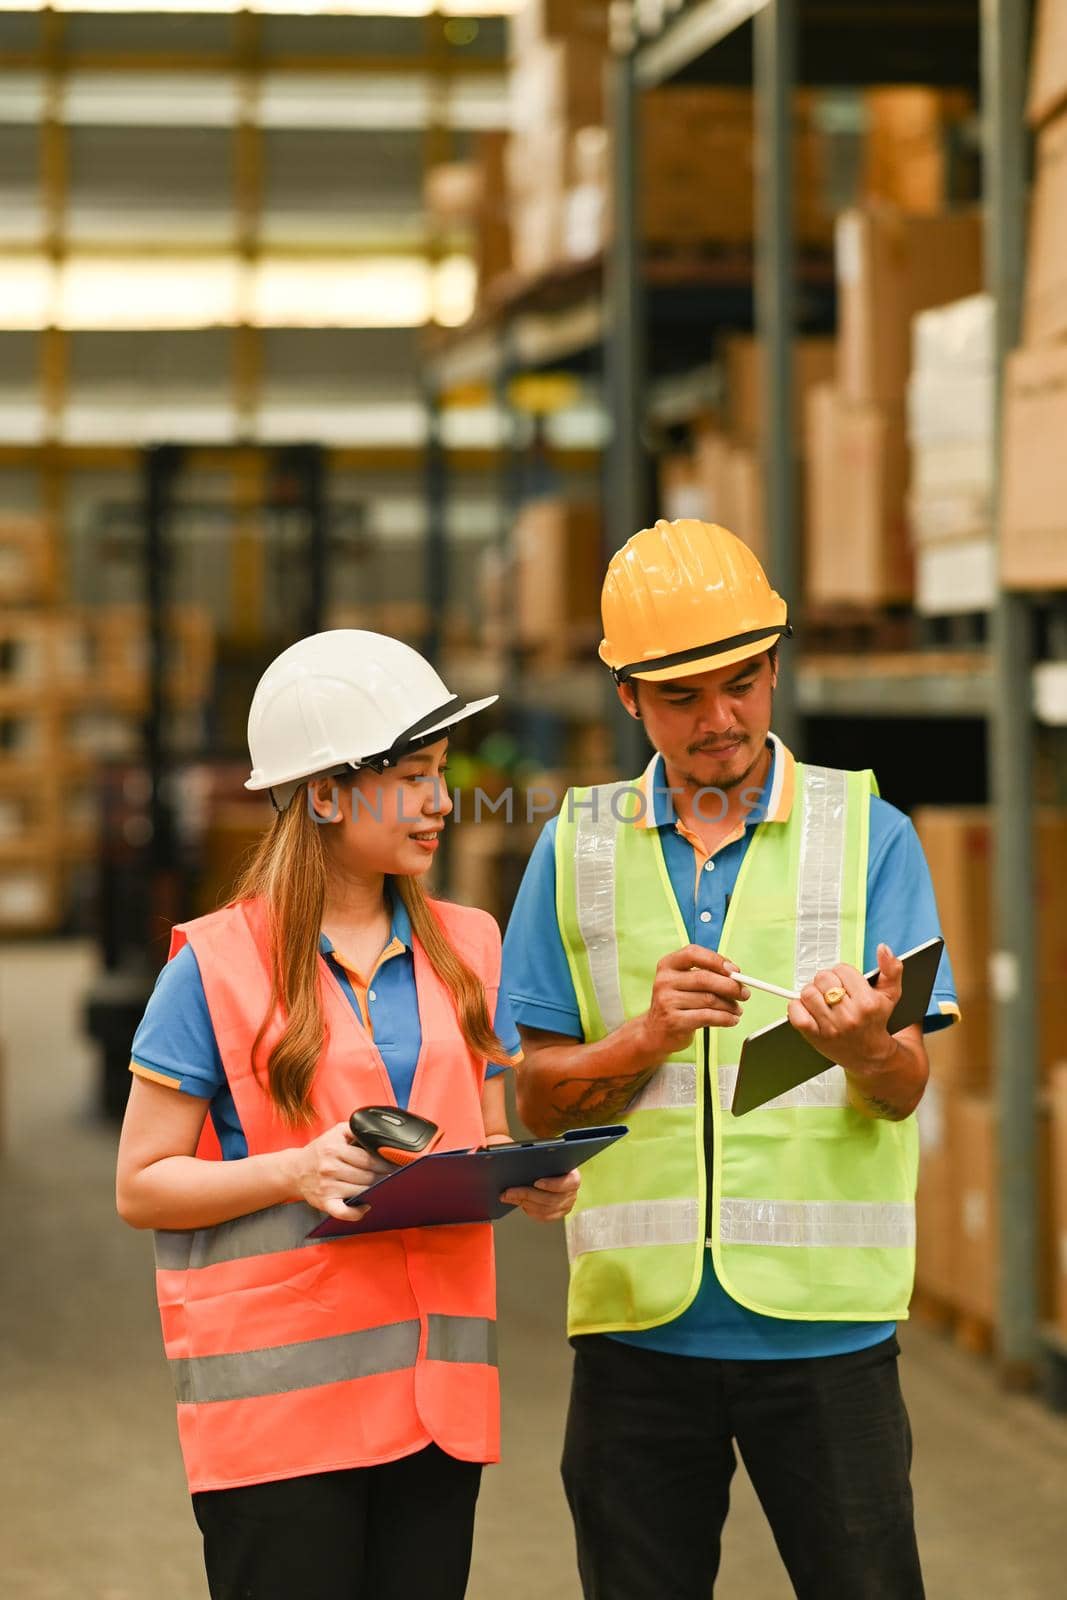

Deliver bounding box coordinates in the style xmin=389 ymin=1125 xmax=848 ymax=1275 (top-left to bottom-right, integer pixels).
xmin=233 ymin=783 xmax=510 ymax=1125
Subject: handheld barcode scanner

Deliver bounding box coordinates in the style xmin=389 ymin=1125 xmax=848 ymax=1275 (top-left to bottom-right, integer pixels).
xmin=349 ymin=1106 xmax=442 ymax=1167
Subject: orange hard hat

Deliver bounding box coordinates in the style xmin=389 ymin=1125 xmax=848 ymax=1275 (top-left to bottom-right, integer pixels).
xmin=599 ymin=518 xmax=790 ymax=683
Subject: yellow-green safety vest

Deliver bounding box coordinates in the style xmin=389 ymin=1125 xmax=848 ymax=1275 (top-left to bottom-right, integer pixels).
xmin=554 ymin=762 xmax=918 ymax=1337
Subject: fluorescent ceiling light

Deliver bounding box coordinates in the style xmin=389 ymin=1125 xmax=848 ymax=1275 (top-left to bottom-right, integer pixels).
xmin=57 ymin=256 xmax=242 ymax=328
xmin=0 ymin=2 xmax=517 ymax=15
xmin=0 ymin=262 xmax=54 ymax=329
xmin=0 ymin=253 xmax=474 ymax=329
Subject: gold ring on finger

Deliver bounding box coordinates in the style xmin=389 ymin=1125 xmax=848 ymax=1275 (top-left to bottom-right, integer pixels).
xmin=824 ymin=986 xmax=846 ymax=1007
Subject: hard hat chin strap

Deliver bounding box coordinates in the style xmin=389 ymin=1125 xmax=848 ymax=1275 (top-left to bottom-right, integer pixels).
xmin=356 ymin=693 xmax=467 ymax=772
xmin=611 ymin=623 xmax=792 ymax=685
xmin=269 ymin=694 xmax=471 ymax=810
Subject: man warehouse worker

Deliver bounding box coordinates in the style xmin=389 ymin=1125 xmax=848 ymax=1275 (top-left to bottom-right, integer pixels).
xmin=503 ymin=518 xmax=959 ymax=1600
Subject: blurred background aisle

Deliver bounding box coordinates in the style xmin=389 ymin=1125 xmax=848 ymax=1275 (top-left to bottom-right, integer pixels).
xmin=4 ymin=1 xmax=1067 ymax=1593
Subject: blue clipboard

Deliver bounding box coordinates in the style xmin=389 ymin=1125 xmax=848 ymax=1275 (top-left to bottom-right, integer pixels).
xmin=307 ymin=1124 xmax=628 ymax=1239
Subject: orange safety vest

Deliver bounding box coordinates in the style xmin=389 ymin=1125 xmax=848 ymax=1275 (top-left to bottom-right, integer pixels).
xmin=153 ymin=895 xmax=500 ymax=1494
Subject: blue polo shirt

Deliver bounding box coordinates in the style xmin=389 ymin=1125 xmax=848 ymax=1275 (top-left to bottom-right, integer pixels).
xmin=502 ymin=736 xmax=959 ymax=1360
xmin=131 ymin=892 xmax=521 ymax=1160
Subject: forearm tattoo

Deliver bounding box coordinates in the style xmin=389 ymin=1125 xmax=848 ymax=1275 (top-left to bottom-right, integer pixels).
xmin=549 ymin=1071 xmax=655 ymax=1121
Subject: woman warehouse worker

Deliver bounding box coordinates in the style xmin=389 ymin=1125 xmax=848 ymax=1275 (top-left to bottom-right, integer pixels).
xmin=115 ymin=630 xmax=579 ymax=1600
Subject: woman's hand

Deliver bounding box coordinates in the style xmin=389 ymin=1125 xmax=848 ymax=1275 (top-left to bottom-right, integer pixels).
xmin=287 ymin=1122 xmax=393 ymax=1221
xmin=500 ymin=1168 xmax=581 ymax=1223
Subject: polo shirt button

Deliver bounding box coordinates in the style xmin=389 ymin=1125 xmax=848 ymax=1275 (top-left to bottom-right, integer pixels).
xmin=704 ymin=859 xmax=715 ymax=872
xmin=699 ymin=911 xmax=712 ymax=924
xmin=368 ymin=990 xmax=377 ymax=1002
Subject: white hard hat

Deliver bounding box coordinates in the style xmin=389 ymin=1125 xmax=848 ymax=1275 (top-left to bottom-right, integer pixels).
xmin=246 ymin=630 xmax=498 ymax=809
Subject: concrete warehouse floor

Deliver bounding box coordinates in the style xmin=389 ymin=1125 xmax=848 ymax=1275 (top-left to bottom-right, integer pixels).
xmin=2 ymin=941 xmax=1067 ymax=1600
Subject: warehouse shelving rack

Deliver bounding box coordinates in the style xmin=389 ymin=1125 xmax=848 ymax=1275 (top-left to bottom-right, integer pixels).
xmin=620 ymin=0 xmax=1050 ymax=1395
xmin=422 ymin=0 xmax=1064 ymax=1396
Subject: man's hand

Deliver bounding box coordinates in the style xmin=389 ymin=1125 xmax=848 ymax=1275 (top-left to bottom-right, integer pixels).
xmin=787 ymin=944 xmax=902 ymax=1074
xmin=787 ymin=945 xmax=927 ymax=1120
xmin=637 ymin=945 xmax=751 ymax=1059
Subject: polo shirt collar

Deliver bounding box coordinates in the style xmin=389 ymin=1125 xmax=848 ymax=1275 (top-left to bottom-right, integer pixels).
xmin=633 ymin=733 xmax=796 ymax=832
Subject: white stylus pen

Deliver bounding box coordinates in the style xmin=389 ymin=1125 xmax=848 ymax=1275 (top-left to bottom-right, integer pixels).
xmin=731 ymin=973 xmax=803 ymax=1003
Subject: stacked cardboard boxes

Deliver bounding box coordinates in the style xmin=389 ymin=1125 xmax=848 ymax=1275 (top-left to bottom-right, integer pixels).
xmin=511 ymin=498 xmax=603 ymax=664
xmin=0 ymin=586 xmax=216 ymax=934
xmin=658 ymin=336 xmax=835 ymax=566
xmin=1049 ymin=1065 xmax=1067 ymax=1343
xmin=908 ymin=295 xmax=996 ymax=616
xmin=805 ymin=206 xmax=984 ymax=605
xmin=910 ymin=805 xmax=1067 ymax=1326
xmin=1001 ymin=1 xmax=1067 ymax=587
xmin=913 ymin=807 xmax=1067 ymax=1093
xmin=1 ymin=520 xmax=81 ymax=935
xmin=507 ymin=1 xmax=608 ymax=279
xmin=863 ymin=89 xmax=975 ymax=217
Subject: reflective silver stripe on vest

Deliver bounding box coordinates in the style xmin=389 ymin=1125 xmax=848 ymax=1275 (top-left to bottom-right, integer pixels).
xmin=426 ymin=1313 xmax=498 ymax=1368
xmin=154 ymin=1201 xmax=324 ymax=1272
xmin=794 ymin=764 xmax=848 ymax=991
xmin=171 ymin=1319 xmax=421 ymax=1406
xmin=170 ymin=1313 xmax=497 ymax=1406
xmin=717 ymin=1063 xmax=850 ymax=1112
xmin=628 ymin=1061 xmax=698 ymax=1113
xmin=567 ymin=1199 xmax=700 ymax=1261
xmin=717 ymin=1198 xmax=915 ymax=1250
xmin=573 ymin=782 xmax=633 ymax=1033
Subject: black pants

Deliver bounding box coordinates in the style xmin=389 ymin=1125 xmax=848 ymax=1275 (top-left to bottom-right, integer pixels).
xmin=562 ymin=1333 xmax=923 ymax=1600
xmin=192 ymin=1443 xmax=482 ymax=1600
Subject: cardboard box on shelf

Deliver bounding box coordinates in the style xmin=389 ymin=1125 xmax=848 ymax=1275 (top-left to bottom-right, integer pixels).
xmin=914 ymin=807 xmax=1067 ymax=989
xmin=0 ymin=763 xmax=98 ymax=864
xmin=0 ymin=517 xmax=59 ymax=606
xmin=1029 ymin=0 xmax=1067 ymax=128
xmin=641 ymin=89 xmax=754 ymax=245
xmin=509 ymin=192 xmax=565 ymax=279
xmin=507 ymin=125 xmax=576 ymax=199
xmin=915 ymin=1078 xmax=955 ymax=1301
xmin=90 ymin=604 xmax=215 ymax=712
xmin=658 ymin=453 xmax=712 ymax=524
xmin=424 ymin=162 xmax=483 ymax=226
xmin=0 ymin=704 xmax=71 ymax=770
xmin=720 ymin=442 xmax=766 ymax=567
xmin=864 ymin=87 xmax=974 ymax=216
xmin=0 ymin=853 xmax=65 ymax=935
xmin=510 ymin=38 xmax=605 ymax=136
xmin=946 ymin=1092 xmax=998 ymax=1324
xmin=915 ymin=537 xmax=995 ymax=616
xmin=926 ymin=982 xmax=1067 ymax=1095
xmin=805 ymin=386 xmax=912 ymax=606
xmin=473 ymin=132 xmax=512 ymax=296
xmin=0 ymin=612 xmax=94 ymax=712
xmin=909 ymin=490 xmax=991 ymax=546
xmin=836 ymin=207 xmax=984 ymax=407
xmin=513 ymin=500 xmax=603 ymax=659
xmin=509 ymin=0 xmax=610 ymax=58
xmin=1001 ymin=343 xmax=1067 ymax=587
xmin=724 ymin=336 xmax=836 ymax=444
xmin=1027 ymin=111 xmax=1067 ymax=354
xmin=1049 ymin=1064 xmax=1067 ymax=1339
